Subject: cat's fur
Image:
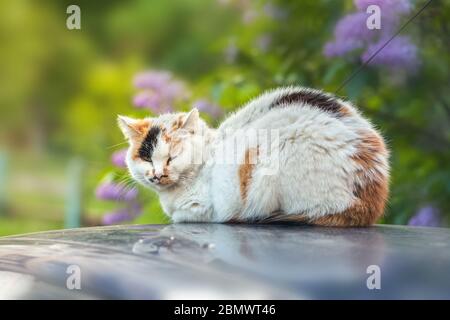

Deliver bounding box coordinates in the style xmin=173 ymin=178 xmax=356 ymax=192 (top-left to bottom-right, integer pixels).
xmin=118 ymin=87 xmax=389 ymax=226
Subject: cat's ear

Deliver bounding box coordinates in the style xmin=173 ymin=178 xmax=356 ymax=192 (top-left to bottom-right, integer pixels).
xmin=182 ymin=108 xmax=199 ymax=133
xmin=117 ymin=115 xmax=149 ymax=140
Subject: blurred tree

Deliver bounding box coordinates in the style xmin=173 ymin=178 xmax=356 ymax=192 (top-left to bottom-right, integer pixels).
xmin=0 ymin=0 xmax=95 ymax=152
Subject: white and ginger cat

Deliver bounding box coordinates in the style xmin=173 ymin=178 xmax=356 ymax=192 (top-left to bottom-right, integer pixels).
xmin=118 ymin=87 xmax=389 ymax=227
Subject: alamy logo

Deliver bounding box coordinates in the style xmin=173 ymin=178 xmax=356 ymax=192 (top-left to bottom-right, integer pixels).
xmin=366 ymin=265 xmax=381 ymax=290
xmin=366 ymin=5 xmax=381 ymax=30
xmin=66 ymin=5 xmax=81 ymax=30
xmin=66 ymin=264 xmax=81 ymax=290
xmin=181 ymin=128 xmax=280 ymax=176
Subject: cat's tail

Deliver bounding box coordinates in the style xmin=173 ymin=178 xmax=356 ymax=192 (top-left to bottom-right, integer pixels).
xmin=255 ymin=207 xmax=384 ymax=227
xmin=257 ymin=211 xmax=310 ymax=225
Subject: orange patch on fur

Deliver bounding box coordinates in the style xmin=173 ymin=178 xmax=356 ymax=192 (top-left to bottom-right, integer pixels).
xmin=163 ymin=133 xmax=171 ymax=143
xmin=351 ymin=132 xmax=388 ymax=167
xmin=132 ymin=120 xmax=151 ymax=135
xmin=311 ymin=131 xmax=389 ymax=227
xmin=258 ymin=131 xmax=389 ymax=227
xmin=131 ymin=148 xmax=142 ymax=160
xmin=338 ymin=105 xmax=353 ymax=117
xmin=238 ymin=147 xmax=259 ymax=203
xmin=172 ymin=116 xmax=184 ymax=130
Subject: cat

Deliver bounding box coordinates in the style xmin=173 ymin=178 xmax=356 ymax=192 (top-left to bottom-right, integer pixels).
xmin=118 ymin=86 xmax=389 ymax=226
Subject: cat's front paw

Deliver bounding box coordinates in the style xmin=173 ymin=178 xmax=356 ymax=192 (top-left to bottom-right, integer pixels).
xmin=171 ymin=204 xmax=212 ymax=223
xmin=171 ymin=210 xmax=192 ymax=223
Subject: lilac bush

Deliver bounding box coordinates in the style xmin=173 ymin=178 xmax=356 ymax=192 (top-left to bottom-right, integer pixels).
xmin=362 ymin=36 xmax=419 ymax=70
xmin=102 ymin=202 xmax=142 ymax=225
xmin=111 ymin=148 xmax=127 ymax=168
xmin=408 ymin=205 xmax=442 ymax=227
xmin=95 ymin=181 xmax=137 ymax=202
xmin=324 ymin=0 xmax=419 ymax=72
xmin=133 ymin=70 xmax=223 ymax=118
xmin=95 ymin=175 xmax=143 ymax=225
xmin=194 ymin=99 xmax=223 ymax=119
xmin=132 ymin=71 xmax=189 ymax=113
xmin=324 ymin=12 xmax=374 ymax=57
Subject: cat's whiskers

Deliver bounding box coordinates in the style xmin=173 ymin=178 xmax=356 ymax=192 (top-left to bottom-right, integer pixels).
xmin=107 ymin=140 xmax=129 ymax=149
xmin=113 ymin=172 xmax=140 ymax=201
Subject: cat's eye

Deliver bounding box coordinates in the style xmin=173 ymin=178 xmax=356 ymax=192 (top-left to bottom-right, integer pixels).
xmin=143 ymin=157 xmax=152 ymax=164
xmin=166 ymin=156 xmax=176 ymax=165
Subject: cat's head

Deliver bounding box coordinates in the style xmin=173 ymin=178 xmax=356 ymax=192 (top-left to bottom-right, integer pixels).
xmin=118 ymin=108 xmax=208 ymax=191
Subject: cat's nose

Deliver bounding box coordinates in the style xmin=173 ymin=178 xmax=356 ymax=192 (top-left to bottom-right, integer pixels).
xmin=147 ymin=176 xmax=159 ymax=183
xmin=151 ymin=173 xmax=169 ymax=183
xmin=153 ymin=172 xmax=163 ymax=180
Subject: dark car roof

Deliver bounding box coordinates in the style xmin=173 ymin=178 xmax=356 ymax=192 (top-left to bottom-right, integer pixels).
xmin=0 ymin=224 xmax=449 ymax=299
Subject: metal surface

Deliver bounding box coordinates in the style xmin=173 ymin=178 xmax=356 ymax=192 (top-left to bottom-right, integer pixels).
xmin=0 ymin=224 xmax=449 ymax=299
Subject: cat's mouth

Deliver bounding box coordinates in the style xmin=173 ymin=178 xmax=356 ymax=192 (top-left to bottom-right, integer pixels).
xmin=157 ymin=176 xmax=173 ymax=185
xmin=146 ymin=175 xmax=174 ymax=187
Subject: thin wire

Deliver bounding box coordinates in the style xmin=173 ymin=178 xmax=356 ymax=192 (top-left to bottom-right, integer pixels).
xmin=335 ymin=0 xmax=434 ymax=94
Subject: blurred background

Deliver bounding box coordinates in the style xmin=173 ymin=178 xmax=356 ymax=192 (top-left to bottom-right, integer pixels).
xmin=0 ymin=0 xmax=448 ymax=236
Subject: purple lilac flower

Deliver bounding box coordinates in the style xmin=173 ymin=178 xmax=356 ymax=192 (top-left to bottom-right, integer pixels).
xmin=111 ymin=148 xmax=127 ymax=168
xmin=194 ymin=99 xmax=223 ymax=119
xmin=133 ymin=91 xmax=165 ymax=111
xmin=133 ymin=71 xmax=172 ymax=90
xmin=324 ymin=12 xmax=377 ymax=57
xmin=324 ymin=0 xmax=418 ymax=73
xmin=132 ymin=70 xmax=189 ymax=113
xmin=132 ymin=91 xmax=151 ymax=108
xmin=164 ymin=81 xmax=187 ymax=101
xmin=408 ymin=205 xmax=441 ymax=227
xmin=361 ymin=36 xmax=419 ymax=70
xmin=95 ymin=182 xmax=138 ymax=202
xmin=102 ymin=203 xmax=143 ymax=225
